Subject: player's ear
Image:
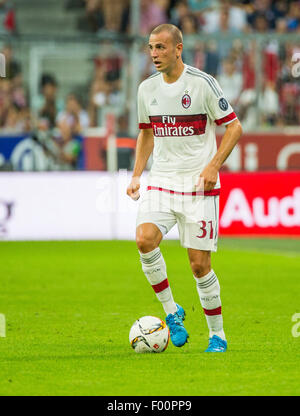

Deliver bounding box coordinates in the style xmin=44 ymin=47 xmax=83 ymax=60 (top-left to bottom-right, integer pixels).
xmin=176 ymin=43 xmax=183 ymax=57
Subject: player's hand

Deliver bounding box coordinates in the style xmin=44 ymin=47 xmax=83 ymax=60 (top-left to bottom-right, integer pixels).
xmin=127 ymin=176 xmax=141 ymax=201
xmin=197 ymin=164 xmax=218 ymax=192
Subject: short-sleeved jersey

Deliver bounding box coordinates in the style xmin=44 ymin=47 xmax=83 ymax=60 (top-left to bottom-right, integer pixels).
xmin=138 ymin=64 xmax=237 ymax=193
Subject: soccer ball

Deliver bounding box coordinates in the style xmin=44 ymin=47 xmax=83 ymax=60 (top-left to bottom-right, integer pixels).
xmin=129 ymin=316 xmax=170 ymax=353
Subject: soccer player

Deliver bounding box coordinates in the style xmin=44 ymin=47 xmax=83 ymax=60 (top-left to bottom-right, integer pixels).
xmin=127 ymin=24 xmax=242 ymax=352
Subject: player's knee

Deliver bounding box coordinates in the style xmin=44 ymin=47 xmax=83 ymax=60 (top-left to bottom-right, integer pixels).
xmin=136 ymin=224 xmax=162 ymax=253
xmin=190 ymin=261 xmax=210 ymax=278
xmin=136 ymin=232 xmax=158 ymax=253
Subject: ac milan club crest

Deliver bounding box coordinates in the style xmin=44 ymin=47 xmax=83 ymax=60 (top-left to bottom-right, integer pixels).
xmin=182 ymin=93 xmax=191 ymax=109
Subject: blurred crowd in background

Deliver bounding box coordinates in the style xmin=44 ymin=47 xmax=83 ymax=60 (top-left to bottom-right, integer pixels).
xmin=70 ymin=0 xmax=300 ymax=36
xmin=0 ymin=0 xmax=300 ymax=169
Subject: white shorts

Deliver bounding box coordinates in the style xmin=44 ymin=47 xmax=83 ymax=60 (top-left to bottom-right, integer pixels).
xmin=136 ymin=189 xmax=219 ymax=252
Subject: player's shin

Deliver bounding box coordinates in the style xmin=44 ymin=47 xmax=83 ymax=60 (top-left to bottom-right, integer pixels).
xmin=139 ymin=247 xmax=177 ymax=315
xmin=194 ymin=269 xmax=226 ymax=340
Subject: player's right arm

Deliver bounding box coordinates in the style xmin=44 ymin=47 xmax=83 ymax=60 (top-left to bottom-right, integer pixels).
xmin=126 ymin=127 xmax=154 ymax=201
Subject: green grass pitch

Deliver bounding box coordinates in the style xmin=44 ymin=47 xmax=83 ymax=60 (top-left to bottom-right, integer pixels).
xmin=0 ymin=238 xmax=299 ymax=396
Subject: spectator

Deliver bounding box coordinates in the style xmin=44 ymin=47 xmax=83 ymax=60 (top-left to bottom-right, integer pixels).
xmin=88 ymin=65 xmax=108 ymax=126
xmin=99 ymin=0 xmax=130 ymax=34
xmin=179 ymin=13 xmax=202 ymax=66
xmin=275 ymin=17 xmax=288 ymax=34
xmin=56 ymin=93 xmax=89 ymax=138
xmin=228 ymin=1 xmax=248 ymax=32
xmin=0 ymin=78 xmax=30 ymax=134
xmin=252 ymin=13 xmax=269 ymax=32
xmin=247 ymin=0 xmax=276 ymax=30
xmin=258 ymin=80 xmax=280 ymax=126
xmin=1 ymin=104 xmax=31 ymax=133
xmin=33 ymin=74 xmax=64 ymax=129
xmin=217 ymin=57 xmax=243 ymax=107
xmin=115 ymin=113 xmax=136 ymax=169
xmin=241 ymin=38 xmax=280 ymax=90
xmin=0 ymin=45 xmax=27 ymax=111
xmin=119 ymin=0 xmax=130 ymax=33
xmin=140 ymin=0 xmax=169 ymax=35
xmin=202 ymin=0 xmax=246 ymax=33
xmin=263 ymin=41 xmax=280 ymax=84
xmin=286 ymin=1 xmax=300 ymax=31
xmin=227 ymin=38 xmax=244 ymax=71
xmin=280 ymin=83 xmax=300 ymax=125
xmin=78 ymin=0 xmax=102 ymax=32
xmin=0 ymin=0 xmax=16 ymax=34
xmin=11 ymin=72 xmax=27 ymax=109
xmin=179 ymin=12 xmax=199 ymax=34
xmin=170 ymin=0 xmax=189 ymax=27
xmin=94 ymin=45 xmax=122 ymax=84
xmin=278 ymin=45 xmax=300 ymax=126
xmin=54 ymin=93 xmax=88 ymax=168
xmin=78 ymin=0 xmax=130 ymax=33
xmin=1 ymin=44 xmax=21 ymax=80
xmin=273 ymin=0 xmax=289 ymax=22
xmin=0 ymin=45 xmax=30 ymax=134
xmin=0 ymin=79 xmax=12 ymax=127
xmin=89 ymin=73 xmax=123 ymax=125
xmin=204 ymin=40 xmax=219 ymax=77
xmin=88 ymin=45 xmax=125 ymax=126
xmin=214 ymin=5 xmax=241 ymax=60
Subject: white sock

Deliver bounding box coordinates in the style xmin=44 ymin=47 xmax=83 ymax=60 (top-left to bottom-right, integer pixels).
xmin=139 ymin=247 xmax=177 ymax=316
xmin=194 ymin=269 xmax=226 ymax=340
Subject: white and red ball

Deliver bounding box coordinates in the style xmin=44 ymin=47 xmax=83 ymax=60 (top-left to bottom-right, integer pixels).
xmin=129 ymin=316 xmax=170 ymax=353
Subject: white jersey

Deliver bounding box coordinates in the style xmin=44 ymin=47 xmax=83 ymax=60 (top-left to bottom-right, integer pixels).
xmin=138 ymin=64 xmax=237 ymax=193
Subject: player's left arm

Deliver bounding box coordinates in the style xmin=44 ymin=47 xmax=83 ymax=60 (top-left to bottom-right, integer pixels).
xmin=199 ymin=119 xmax=242 ymax=191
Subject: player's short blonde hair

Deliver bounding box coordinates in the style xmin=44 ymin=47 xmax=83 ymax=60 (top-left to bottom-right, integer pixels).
xmin=150 ymin=24 xmax=183 ymax=46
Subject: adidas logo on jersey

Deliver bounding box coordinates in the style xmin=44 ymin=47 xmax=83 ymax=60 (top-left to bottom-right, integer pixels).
xmin=150 ymin=98 xmax=158 ymax=105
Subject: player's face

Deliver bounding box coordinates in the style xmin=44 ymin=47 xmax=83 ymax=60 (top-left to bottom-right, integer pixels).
xmin=148 ymin=32 xmax=180 ymax=73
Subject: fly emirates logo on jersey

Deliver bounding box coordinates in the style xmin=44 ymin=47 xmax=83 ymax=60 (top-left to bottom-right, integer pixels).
xmin=150 ymin=114 xmax=207 ymax=137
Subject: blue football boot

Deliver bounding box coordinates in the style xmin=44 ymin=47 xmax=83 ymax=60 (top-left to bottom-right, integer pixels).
xmin=205 ymin=335 xmax=227 ymax=352
xmin=165 ymin=304 xmax=189 ymax=347
xmin=175 ymin=303 xmax=185 ymax=321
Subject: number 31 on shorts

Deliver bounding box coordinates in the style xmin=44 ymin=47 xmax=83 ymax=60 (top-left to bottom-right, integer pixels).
xmin=196 ymin=220 xmax=214 ymax=239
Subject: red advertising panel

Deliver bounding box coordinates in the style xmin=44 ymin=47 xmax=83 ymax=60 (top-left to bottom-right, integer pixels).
xmin=219 ymin=171 xmax=300 ymax=236
xmin=82 ymin=132 xmax=300 ymax=171
xmin=216 ymin=133 xmax=300 ymax=171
